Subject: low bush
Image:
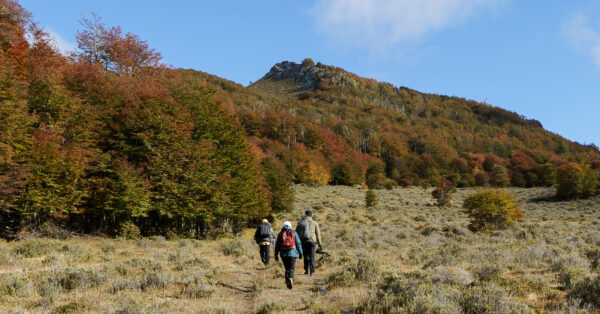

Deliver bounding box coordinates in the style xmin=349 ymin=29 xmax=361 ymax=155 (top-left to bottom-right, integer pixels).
xmin=178 ymin=272 xmax=214 ymax=299
xmin=430 ymin=266 xmax=474 ymax=286
xmin=568 ymin=275 xmax=600 ymax=308
xmin=365 ymin=190 xmax=377 ymax=208
xmin=56 ymin=268 xmax=106 ymax=291
xmin=256 ymin=300 xmax=286 ymax=314
xmin=220 ymin=239 xmax=252 ymax=257
xmin=431 ymin=179 xmax=456 ymax=207
xmin=356 ymin=271 xmax=461 ymax=313
xmin=459 ymin=282 xmax=528 ymax=313
xmin=119 ymin=221 xmax=142 ymax=240
xmin=13 ymin=239 xmax=56 ymax=257
xmin=139 ymin=270 xmax=171 ymax=291
xmin=0 ymin=273 xmax=33 ymax=297
xmin=462 ymin=190 xmax=522 ymax=232
xmin=328 ymin=256 xmax=379 ymax=287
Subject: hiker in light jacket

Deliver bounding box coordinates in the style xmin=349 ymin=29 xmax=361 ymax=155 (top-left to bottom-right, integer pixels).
xmin=274 ymin=221 xmax=303 ymax=289
xmin=296 ymin=210 xmax=322 ymax=276
xmin=254 ymin=219 xmax=275 ymax=266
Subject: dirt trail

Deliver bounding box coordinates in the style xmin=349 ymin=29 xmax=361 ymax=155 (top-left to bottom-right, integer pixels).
xmin=212 ymin=251 xmax=334 ymax=312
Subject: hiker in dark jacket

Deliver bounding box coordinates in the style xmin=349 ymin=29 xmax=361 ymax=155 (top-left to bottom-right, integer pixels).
xmin=296 ymin=210 xmax=322 ymax=276
xmin=254 ymin=219 xmax=275 ymax=266
xmin=274 ymin=221 xmax=303 ymax=289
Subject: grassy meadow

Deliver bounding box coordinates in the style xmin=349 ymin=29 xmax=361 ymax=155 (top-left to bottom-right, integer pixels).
xmin=0 ymin=185 xmax=599 ymax=313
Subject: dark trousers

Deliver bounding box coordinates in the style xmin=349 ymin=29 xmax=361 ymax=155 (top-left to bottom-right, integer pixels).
xmin=282 ymin=256 xmax=296 ymax=279
xmin=302 ymin=241 xmax=316 ymax=274
xmin=259 ymin=245 xmax=270 ymax=265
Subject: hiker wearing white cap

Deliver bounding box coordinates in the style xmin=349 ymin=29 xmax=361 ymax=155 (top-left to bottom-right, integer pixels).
xmin=254 ymin=218 xmax=275 ymax=266
xmin=274 ymin=221 xmax=303 ymax=289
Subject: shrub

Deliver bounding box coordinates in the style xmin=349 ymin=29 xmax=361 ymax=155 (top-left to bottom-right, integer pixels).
xmin=328 ymin=256 xmax=379 ymax=287
xmin=256 ymin=300 xmax=286 ymax=314
xmin=302 ymin=58 xmax=315 ymax=67
xmin=585 ymin=247 xmax=600 ymax=270
xmin=462 ymin=190 xmax=522 ymax=232
xmin=459 ymin=282 xmax=523 ymax=313
xmin=119 ymin=221 xmax=141 ymax=239
xmin=139 ymin=270 xmax=171 ymax=291
xmin=0 ymin=274 xmax=33 ymax=297
xmin=431 ymin=179 xmax=456 ymax=207
xmin=397 ymin=178 xmax=413 ymax=187
xmin=556 ymin=266 xmax=588 ymax=290
xmin=430 ymin=266 xmax=474 ymax=286
xmin=356 ymin=271 xmax=448 ymax=313
xmin=180 ymin=279 xmax=214 ymax=299
xmin=383 ymin=179 xmax=395 ymax=190
xmin=220 ymin=239 xmax=252 ymax=257
xmin=556 ymin=162 xmax=585 ymax=199
xmin=568 ymin=275 xmax=600 ymax=308
xmin=13 ymin=239 xmax=56 ymax=257
xmin=56 ymin=268 xmax=106 ymax=291
xmin=365 ymin=190 xmax=378 ymax=207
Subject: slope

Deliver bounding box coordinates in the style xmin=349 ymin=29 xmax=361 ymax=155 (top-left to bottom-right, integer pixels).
xmin=194 ymin=59 xmax=600 ymax=188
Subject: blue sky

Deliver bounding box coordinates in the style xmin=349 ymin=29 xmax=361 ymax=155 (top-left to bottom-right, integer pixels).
xmin=20 ymin=0 xmax=600 ymax=147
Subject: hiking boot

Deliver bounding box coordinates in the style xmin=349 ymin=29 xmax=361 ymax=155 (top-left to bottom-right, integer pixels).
xmin=304 ymin=271 xmax=309 ymax=275
xmin=310 ymin=272 xmax=314 ymax=277
xmin=285 ymin=277 xmax=293 ymax=289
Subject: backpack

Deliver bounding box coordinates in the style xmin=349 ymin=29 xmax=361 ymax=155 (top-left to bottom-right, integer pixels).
xmin=281 ymin=229 xmax=296 ymax=250
xmin=257 ymin=223 xmax=271 ymax=239
xmin=296 ymin=219 xmax=311 ymax=241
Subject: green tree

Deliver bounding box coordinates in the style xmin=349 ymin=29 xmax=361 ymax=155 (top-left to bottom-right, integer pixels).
xmin=489 ymin=164 xmax=510 ymax=187
xmin=582 ymin=166 xmax=598 ymax=198
xmin=366 ymin=161 xmax=386 ymax=189
xmin=331 ymin=162 xmax=357 ymax=186
xmin=261 ymin=157 xmax=294 ymax=213
xmin=537 ymin=163 xmax=557 ymax=186
xmin=556 ymin=162 xmax=584 ymax=199
xmin=105 ymin=159 xmax=151 ymax=220
xmin=463 ymin=190 xmax=522 ymax=232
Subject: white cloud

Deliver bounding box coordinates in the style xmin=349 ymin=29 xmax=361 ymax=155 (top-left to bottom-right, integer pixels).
xmin=47 ymin=29 xmax=77 ymax=55
xmin=311 ymin=0 xmax=505 ymax=50
xmin=563 ymin=13 xmax=600 ymax=69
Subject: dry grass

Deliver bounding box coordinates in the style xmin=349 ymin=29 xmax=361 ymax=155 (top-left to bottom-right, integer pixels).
xmin=0 ymin=185 xmax=599 ymax=313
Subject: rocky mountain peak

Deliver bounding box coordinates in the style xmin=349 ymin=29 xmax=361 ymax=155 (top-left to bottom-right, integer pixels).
xmin=261 ymin=59 xmax=325 ymax=91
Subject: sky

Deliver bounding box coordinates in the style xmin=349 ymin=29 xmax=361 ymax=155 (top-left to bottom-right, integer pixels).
xmin=19 ymin=0 xmax=600 ymax=147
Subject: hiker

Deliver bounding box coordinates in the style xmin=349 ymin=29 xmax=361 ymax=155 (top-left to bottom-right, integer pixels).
xmin=274 ymin=221 xmax=303 ymax=289
xmin=296 ymin=210 xmax=322 ymax=277
xmin=254 ymin=218 xmax=275 ymax=266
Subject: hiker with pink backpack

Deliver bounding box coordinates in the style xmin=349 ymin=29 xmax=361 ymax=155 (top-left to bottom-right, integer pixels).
xmin=274 ymin=221 xmax=303 ymax=289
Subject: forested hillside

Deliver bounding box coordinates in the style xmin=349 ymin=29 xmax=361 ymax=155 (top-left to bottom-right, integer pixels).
xmin=191 ymin=59 xmax=600 ymax=190
xmin=0 ymin=0 xmax=598 ymax=238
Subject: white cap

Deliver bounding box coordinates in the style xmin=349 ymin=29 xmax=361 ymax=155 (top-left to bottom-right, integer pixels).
xmin=283 ymin=221 xmax=292 ymax=228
